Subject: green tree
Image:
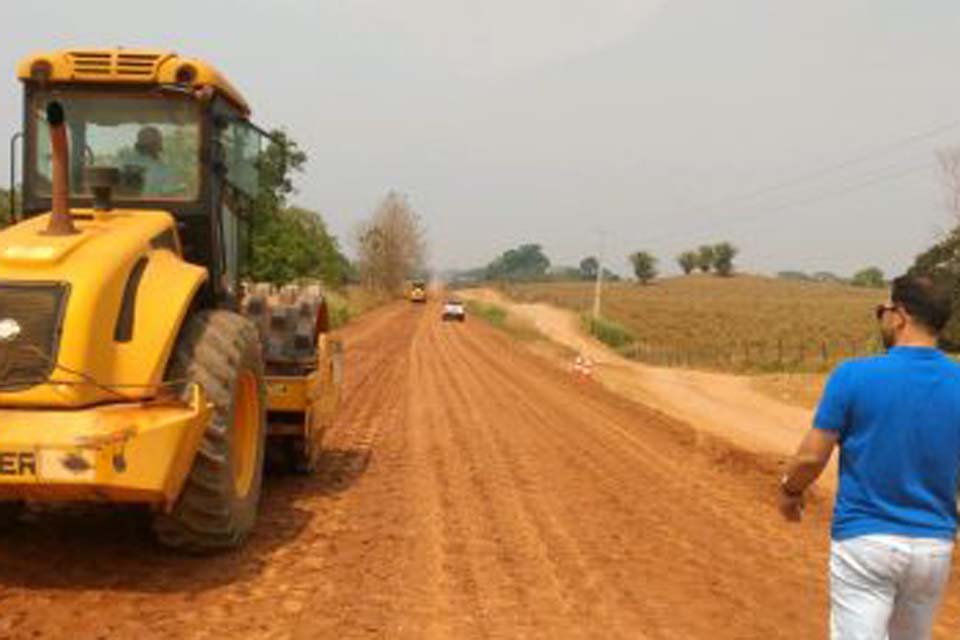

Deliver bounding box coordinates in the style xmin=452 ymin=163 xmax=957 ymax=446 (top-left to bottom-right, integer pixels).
xmin=908 ymin=149 xmax=960 ymax=347
xmin=712 ymin=242 xmax=738 ymax=277
xmin=252 ymin=130 xmax=304 ymax=217
xmin=486 ymin=244 xmax=551 ymax=281
xmin=629 ymin=251 xmax=657 ymax=285
xmin=248 ymin=206 xmax=349 ymax=285
xmin=246 ymin=131 xmax=349 ymax=286
xmin=0 ymin=187 xmax=19 ymax=228
xmin=579 ymin=256 xmax=599 ymax=281
xmin=0 ymin=188 xmax=9 ymax=227
xmin=696 ymin=245 xmax=715 ymax=273
xmin=851 ymin=266 xmax=885 ymax=288
xmin=677 ymin=251 xmax=697 ymax=275
xmin=911 ymin=227 xmax=960 ymax=347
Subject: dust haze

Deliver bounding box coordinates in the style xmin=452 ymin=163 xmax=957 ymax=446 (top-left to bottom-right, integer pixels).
xmin=1 ymin=2 xmax=957 ymax=274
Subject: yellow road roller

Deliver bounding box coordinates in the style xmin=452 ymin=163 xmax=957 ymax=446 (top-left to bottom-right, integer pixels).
xmin=0 ymin=49 xmax=342 ymax=552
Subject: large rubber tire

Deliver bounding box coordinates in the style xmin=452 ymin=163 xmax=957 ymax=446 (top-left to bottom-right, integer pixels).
xmin=0 ymin=502 xmax=23 ymax=533
xmin=153 ymin=311 xmax=267 ymax=553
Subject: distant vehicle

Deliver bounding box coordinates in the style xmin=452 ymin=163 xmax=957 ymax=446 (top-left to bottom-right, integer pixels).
xmin=407 ymin=280 xmax=427 ymax=303
xmin=442 ymin=299 xmax=466 ymax=322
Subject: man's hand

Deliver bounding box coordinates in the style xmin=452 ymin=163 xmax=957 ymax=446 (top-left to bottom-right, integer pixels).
xmin=778 ymin=427 xmax=838 ymax=523
xmin=778 ymin=487 xmax=805 ymax=522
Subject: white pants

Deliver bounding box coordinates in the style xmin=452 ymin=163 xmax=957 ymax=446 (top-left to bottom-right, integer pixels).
xmin=830 ymin=535 xmax=954 ymax=640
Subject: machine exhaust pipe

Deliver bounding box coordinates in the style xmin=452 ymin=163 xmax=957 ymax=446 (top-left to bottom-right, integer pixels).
xmin=43 ymin=101 xmax=77 ymax=236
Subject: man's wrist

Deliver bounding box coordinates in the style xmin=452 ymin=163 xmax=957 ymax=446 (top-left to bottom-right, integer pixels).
xmin=780 ymin=474 xmax=805 ymax=497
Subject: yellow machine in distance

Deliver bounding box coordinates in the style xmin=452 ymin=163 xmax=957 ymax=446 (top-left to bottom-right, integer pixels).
xmin=0 ymin=49 xmax=342 ymax=551
xmin=407 ymin=280 xmax=427 ymax=303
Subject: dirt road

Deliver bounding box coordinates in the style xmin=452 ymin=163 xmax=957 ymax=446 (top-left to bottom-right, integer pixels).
xmin=0 ymin=301 xmax=957 ymax=638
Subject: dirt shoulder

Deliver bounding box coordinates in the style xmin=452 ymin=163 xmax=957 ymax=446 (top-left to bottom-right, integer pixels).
xmin=459 ymin=288 xmax=835 ymax=490
xmin=750 ymin=373 xmax=828 ymax=410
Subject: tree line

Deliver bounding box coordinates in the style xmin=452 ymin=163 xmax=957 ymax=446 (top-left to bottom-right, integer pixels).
xmin=473 ymin=240 xmax=740 ymax=285
xmin=628 ymin=242 xmax=740 ymax=285
xmin=675 ymin=243 xmax=738 ymax=276
xmin=469 ymin=240 xmax=895 ymax=292
xmin=777 ymin=267 xmax=886 ymax=288
xmin=482 ymin=244 xmax=619 ymax=282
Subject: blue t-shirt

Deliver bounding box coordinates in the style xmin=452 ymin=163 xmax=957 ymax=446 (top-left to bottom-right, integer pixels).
xmin=815 ymin=346 xmax=960 ymax=540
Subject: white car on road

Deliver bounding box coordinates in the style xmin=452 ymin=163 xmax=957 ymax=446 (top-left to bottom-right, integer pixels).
xmin=442 ymin=299 xmax=466 ymax=322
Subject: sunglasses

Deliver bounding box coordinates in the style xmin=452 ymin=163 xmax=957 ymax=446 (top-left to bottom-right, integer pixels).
xmin=875 ymin=304 xmax=898 ymax=320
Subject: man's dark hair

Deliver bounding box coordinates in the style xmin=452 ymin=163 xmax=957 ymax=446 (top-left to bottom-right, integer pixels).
xmin=892 ymin=274 xmax=953 ymax=333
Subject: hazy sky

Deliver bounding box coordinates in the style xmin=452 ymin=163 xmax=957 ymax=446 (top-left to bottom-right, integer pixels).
xmin=2 ymin=1 xmax=959 ymax=277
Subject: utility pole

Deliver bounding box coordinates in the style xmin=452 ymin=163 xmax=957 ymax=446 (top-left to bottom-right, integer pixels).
xmin=592 ymin=229 xmax=605 ymax=321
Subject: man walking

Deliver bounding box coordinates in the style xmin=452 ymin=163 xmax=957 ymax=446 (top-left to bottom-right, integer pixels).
xmin=779 ymin=275 xmax=959 ymax=639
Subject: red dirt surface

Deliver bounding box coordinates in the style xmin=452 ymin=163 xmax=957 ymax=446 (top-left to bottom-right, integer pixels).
xmin=0 ymin=301 xmax=957 ymax=638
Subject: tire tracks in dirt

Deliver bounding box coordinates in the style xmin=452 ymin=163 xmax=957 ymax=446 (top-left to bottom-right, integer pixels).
xmin=0 ymin=300 xmax=957 ymax=639
xmin=447 ymin=320 xmax=823 ymax=637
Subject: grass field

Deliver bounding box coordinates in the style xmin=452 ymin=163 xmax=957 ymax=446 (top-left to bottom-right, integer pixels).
xmin=466 ymin=300 xmax=549 ymax=343
xmin=324 ymin=286 xmax=395 ymax=329
xmin=503 ymin=274 xmax=888 ymax=373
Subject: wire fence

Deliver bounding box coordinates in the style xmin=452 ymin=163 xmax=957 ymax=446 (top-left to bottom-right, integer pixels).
xmin=610 ymin=338 xmax=884 ymax=373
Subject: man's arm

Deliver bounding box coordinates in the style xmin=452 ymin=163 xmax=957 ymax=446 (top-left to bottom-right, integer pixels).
xmin=783 ymin=428 xmax=838 ymax=493
xmin=778 ymin=428 xmax=839 ymax=521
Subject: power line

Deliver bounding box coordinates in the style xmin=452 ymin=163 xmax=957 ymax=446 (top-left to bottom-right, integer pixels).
xmin=643 ymin=160 xmax=936 ymax=246
xmin=575 ymin=120 xmax=957 ymax=271
xmin=666 ymin=119 xmax=959 ymax=217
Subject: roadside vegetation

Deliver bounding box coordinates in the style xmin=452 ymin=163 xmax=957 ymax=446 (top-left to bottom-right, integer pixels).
xmin=246 ymin=131 xmax=351 ymax=287
xmin=468 ymin=301 xmax=508 ymax=327
xmin=466 ymin=300 xmax=543 ymax=343
xmin=581 ymin=315 xmax=635 ymax=352
xmin=0 ymin=187 xmax=14 ymax=227
xmin=322 ymin=287 xmax=394 ymax=329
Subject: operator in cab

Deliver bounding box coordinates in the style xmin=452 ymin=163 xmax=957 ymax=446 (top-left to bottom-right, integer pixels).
xmin=118 ymin=126 xmax=175 ymax=195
